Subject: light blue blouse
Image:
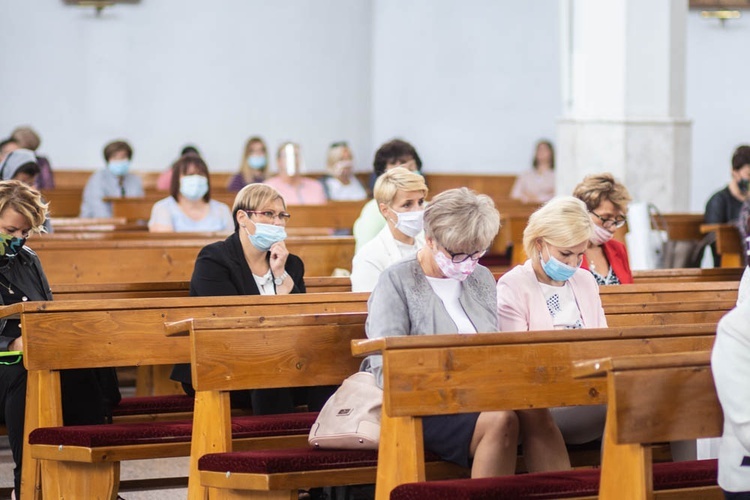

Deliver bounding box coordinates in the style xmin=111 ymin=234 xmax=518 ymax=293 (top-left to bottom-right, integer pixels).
xmin=148 ymin=196 xmax=233 ymax=232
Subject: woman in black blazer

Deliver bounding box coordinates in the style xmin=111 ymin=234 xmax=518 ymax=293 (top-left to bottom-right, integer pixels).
xmin=171 ymin=183 xmax=329 ymax=414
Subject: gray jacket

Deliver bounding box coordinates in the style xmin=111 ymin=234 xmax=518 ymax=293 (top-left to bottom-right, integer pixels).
xmin=361 ymin=258 xmax=498 ymax=386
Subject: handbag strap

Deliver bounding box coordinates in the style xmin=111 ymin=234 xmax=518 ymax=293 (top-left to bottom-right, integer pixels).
xmin=647 ymin=203 xmax=669 ymax=235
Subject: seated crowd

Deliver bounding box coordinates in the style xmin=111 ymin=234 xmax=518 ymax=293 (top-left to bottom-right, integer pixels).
xmin=0 ymin=123 xmax=749 ymax=499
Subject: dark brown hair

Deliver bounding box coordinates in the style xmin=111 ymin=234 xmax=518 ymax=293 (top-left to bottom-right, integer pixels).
xmin=169 ymin=155 xmax=211 ymax=202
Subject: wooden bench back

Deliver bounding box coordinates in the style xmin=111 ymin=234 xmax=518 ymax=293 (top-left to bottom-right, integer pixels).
xmin=29 ymin=234 xmax=354 ymax=282
xmin=18 ymin=292 xmax=369 ymax=372
xmin=573 ymin=351 xmax=723 ymax=500
xmin=172 ymin=313 xmax=367 ymax=392
xmin=701 ymin=222 xmax=745 ymax=268
xmin=631 ymin=266 xmax=745 ymax=283
xmin=352 ymin=323 xmax=716 ymax=418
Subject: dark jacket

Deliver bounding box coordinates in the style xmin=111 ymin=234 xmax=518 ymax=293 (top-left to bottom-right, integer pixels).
xmin=171 ymin=232 xmax=305 ymax=383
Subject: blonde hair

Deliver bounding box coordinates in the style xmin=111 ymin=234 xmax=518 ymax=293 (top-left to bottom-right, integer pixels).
xmin=326 ymin=144 xmax=352 ymax=174
xmin=424 ymin=187 xmax=500 ymax=253
xmin=0 ymin=180 xmax=49 ymax=233
xmin=231 ymin=184 xmax=286 ymax=232
xmin=573 ymin=173 xmax=632 ymax=212
xmin=523 ymin=196 xmax=593 ymax=260
xmin=373 ymin=167 xmax=428 ymax=206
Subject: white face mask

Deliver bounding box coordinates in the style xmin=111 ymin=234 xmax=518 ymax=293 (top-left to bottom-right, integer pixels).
xmin=389 ymin=208 xmax=424 ymax=238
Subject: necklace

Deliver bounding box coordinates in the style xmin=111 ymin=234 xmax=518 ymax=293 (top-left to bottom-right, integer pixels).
xmin=0 ymin=279 xmax=14 ymax=295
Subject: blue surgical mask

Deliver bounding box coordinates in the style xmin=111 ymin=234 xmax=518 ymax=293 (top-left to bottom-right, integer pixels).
xmin=247 ymin=155 xmax=267 ymax=170
xmin=246 ymin=221 xmax=287 ymax=251
xmin=540 ymin=244 xmax=579 ymax=282
xmin=179 ymin=174 xmax=209 ymax=200
xmin=108 ymin=159 xmax=130 ymax=177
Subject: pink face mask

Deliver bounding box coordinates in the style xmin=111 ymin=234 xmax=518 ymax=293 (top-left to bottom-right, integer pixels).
xmin=590 ymin=224 xmax=614 ymax=246
xmin=433 ymin=249 xmax=479 ymax=281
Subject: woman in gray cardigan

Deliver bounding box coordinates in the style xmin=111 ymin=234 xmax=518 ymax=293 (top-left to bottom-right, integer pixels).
xmin=361 ymin=188 xmax=570 ymax=478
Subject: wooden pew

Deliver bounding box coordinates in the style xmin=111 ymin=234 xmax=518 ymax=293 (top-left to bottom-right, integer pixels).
xmin=15 ymin=286 xmax=732 ymax=498
xmin=350 ymin=324 xmax=718 ymax=499
xmin=574 ymin=351 xmax=722 ymax=500
xmin=632 ymin=267 xmax=745 ymax=283
xmin=701 ymin=223 xmax=745 ymax=268
xmin=422 ymin=173 xmax=517 ymax=201
xmin=13 ymin=292 xmax=370 ymax=499
xmin=29 ymin=234 xmax=354 ymax=282
xmin=50 ymin=276 xmax=352 ymax=300
xmin=108 ymin=195 xmax=367 ymax=231
xmin=40 ymin=188 xmax=83 ymax=218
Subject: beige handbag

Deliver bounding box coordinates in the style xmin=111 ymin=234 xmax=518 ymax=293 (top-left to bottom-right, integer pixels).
xmin=308 ymin=371 xmax=382 ymax=450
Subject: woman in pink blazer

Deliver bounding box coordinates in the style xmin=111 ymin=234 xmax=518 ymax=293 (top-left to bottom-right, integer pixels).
xmin=497 ymin=196 xmax=607 ymax=445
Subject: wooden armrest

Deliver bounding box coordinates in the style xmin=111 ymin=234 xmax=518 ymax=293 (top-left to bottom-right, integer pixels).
xmin=0 ymin=303 xmax=24 ymax=320
xmin=164 ymin=319 xmax=195 ymax=337
xmin=573 ymin=351 xmax=713 ymax=379
xmin=700 ymin=223 xmax=729 ymax=234
xmin=350 ymin=338 xmax=386 ymax=357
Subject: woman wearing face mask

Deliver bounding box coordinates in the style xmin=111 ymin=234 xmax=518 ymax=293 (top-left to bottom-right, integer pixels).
xmin=361 ymin=188 xmax=570 ymax=478
xmin=497 ymin=196 xmax=607 ymax=446
xmin=228 ymin=136 xmax=269 ymax=192
xmin=148 ymin=155 xmax=233 ymax=232
xmin=572 ymin=173 xmax=633 ymax=285
xmin=170 ymin=183 xmax=333 ymax=415
xmin=80 ymin=139 xmax=144 ymax=218
xmin=320 ymin=142 xmax=367 ymax=201
xmin=351 ymin=167 xmax=427 ymax=292
xmin=0 ymin=181 xmax=120 ymax=499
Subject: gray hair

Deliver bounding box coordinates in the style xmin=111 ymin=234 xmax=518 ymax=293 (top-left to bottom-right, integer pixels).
xmin=423 ymin=187 xmax=500 ymax=253
xmin=523 ymin=196 xmax=593 ymax=260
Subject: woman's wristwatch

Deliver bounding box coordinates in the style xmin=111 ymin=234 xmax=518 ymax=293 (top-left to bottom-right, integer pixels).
xmin=274 ymin=271 xmax=289 ymax=286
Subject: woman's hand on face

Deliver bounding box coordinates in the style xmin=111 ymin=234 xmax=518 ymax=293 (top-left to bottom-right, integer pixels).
xmin=269 ymin=241 xmax=289 ymax=276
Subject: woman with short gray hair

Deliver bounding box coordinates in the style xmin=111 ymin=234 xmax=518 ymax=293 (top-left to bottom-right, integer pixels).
xmin=361 ymin=187 xmax=569 ymax=478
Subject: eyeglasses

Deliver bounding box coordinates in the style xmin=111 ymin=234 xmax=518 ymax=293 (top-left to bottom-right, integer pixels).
xmin=244 ymin=210 xmax=291 ymax=223
xmin=590 ymin=211 xmax=627 ymax=229
xmin=443 ymin=246 xmax=487 ymax=264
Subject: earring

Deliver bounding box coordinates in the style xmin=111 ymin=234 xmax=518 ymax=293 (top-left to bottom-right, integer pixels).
xmin=240 ymin=224 xmax=246 ymax=228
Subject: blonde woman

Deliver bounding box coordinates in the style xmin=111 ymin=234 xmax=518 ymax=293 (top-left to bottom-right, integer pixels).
xmin=573 ymin=173 xmax=633 ymax=285
xmin=497 ymin=196 xmax=607 ymax=445
xmin=228 ymin=136 xmax=269 ymax=192
xmin=351 ymin=167 xmax=427 ymax=292
xmin=321 ymin=142 xmax=367 ymax=201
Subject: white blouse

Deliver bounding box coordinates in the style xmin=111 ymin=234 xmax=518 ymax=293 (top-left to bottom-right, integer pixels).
xmin=538 ymin=282 xmax=583 ymax=329
xmin=424 ymin=276 xmax=477 ymax=334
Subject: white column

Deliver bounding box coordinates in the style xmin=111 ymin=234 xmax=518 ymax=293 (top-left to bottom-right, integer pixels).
xmin=557 ymin=0 xmax=691 ymax=211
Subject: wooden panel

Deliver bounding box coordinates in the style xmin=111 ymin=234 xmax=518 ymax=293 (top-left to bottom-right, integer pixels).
xmin=612 ymin=364 xmax=723 ymax=444
xmin=599 ymin=281 xmax=738 ymax=304
xmin=632 ymin=267 xmax=745 ymax=283
xmin=702 ymin=222 xmax=744 ymax=268
xmin=41 ymin=188 xmax=84 ymax=218
xmin=658 ymin=213 xmax=705 ymax=241
xmin=380 ymin=332 xmax=715 ymax=418
xmin=19 ymin=292 xmax=370 ymax=371
xmin=191 ymin=313 xmax=367 ymax=391
xmin=29 ymin=235 xmax=354 ymax=282
xmin=422 ymin=173 xmax=517 ymax=200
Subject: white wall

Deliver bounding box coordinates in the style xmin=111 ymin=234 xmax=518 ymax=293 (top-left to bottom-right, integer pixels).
xmin=686 ymin=11 xmax=750 ymax=211
xmin=0 ymin=0 xmax=373 ymax=173
xmin=371 ymin=0 xmax=561 ymax=173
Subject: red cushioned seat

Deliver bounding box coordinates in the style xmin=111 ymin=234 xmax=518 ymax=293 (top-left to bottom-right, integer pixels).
xmin=112 ymin=395 xmax=195 ymax=416
xmin=28 ymin=412 xmax=318 ymax=448
xmin=389 ymin=459 xmax=717 ymax=500
xmin=199 ymin=448 xmax=380 ymax=475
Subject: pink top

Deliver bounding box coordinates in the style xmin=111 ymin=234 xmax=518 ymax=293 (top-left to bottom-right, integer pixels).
xmin=496 ymin=260 xmax=607 ymax=332
xmin=263 ymin=176 xmax=327 ymax=205
xmin=510 ymin=168 xmax=555 ymax=203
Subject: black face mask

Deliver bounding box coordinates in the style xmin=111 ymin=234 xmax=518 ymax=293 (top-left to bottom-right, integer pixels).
xmin=739 ymin=178 xmax=750 ymax=194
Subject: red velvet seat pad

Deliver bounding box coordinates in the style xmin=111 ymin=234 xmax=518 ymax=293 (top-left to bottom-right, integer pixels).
xmin=198 ymin=449 xmax=443 ymax=475
xmin=389 ymin=459 xmax=717 ymax=500
xmin=28 ymin=412 xmax=318 ymax=448
xmin=112 ymin=395 xmax=195 ymax=416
